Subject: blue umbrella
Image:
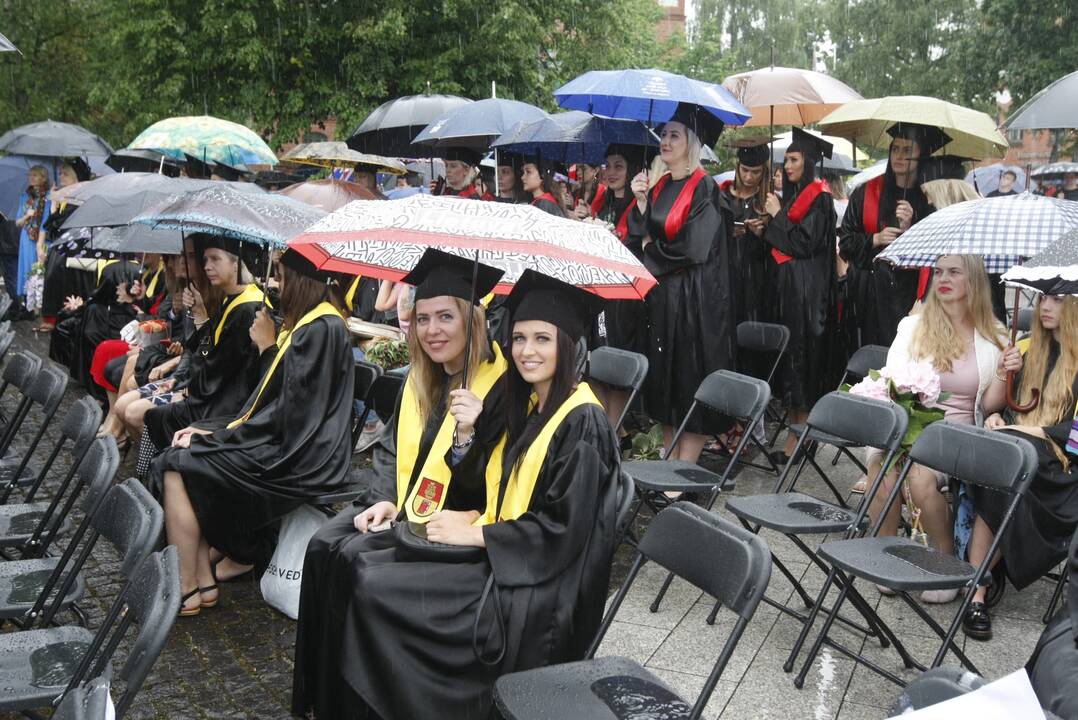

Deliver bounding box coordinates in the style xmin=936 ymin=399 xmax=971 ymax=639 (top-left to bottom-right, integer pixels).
xmin=491 ymin=111 xmax=658 ymax=165
xmin=411 ymin=98 xmax=548 ymax=151
xmin=0 ymin=154 xmax=114 ymax=219
xmin=553 ymin=68 xmax=751 ymax=128
xmin=965 ymin=163 xmax=1026 ymax=196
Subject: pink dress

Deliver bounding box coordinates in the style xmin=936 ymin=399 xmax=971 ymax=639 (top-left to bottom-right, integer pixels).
xmin=933 ymin=339 xmax=979 ymax=426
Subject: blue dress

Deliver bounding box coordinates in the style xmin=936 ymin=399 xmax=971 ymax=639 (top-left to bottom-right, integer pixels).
xmin=15 ymin=190 xmax=49 ymax=297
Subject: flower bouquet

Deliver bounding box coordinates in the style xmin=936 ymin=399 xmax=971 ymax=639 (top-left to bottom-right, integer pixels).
xmin=24 ymin=262 xmax=45 ymax=312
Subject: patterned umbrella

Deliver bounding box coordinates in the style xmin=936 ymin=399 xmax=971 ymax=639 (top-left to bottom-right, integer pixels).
xmin=280 ymin=142 xmax=406 ymax=174
xmin=50 ymin=172 xmax=264 ymax=205
xmin=1031 ymin=162 xmax=1078 ymax=179
xmin=132 ymin=184 xmax=325 ymax=249
xmin=127 ymin=116 xmax=278 ymax=166
xmin=878 ymin=192 xmax=1078 ymax=273
xmin=1001 ymin=228 xmax=1078 ymax=295
xmin=288 ymin=194 xmax=655 ymax=299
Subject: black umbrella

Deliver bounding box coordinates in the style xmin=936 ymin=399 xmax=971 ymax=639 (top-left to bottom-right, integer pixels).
xmin=0 ymin=32 xmax=19 ymax=54
xmin=1002 ymin=228 xmax=1078 ymax=296
xmin=105 ymin=149 xmax=183 ymax=177
xmin=0 ymin=120 xmax=113 ymax=157
xmin=346 ymin=94 xmax=473 ymax=156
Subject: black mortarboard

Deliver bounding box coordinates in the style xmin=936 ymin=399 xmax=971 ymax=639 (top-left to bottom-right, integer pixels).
xmin=886 ymin=122 xmax=952 ymax=157
xmin=506 ymin=270 xmax=605 ymax=343
xmin=64 ymin=157 xmax=92 ymax=182
xmin=787 ymin=127 xmax=833 ymax=162
xmin=401 ymin=248 xmax=504 ymax=303
xmin=443 ymin=147 xmax=482 ymax=166
xmin=513 ymin=153 xmax=566 ymax=178
xmin=280 ymin=248 xmax=336 ymax=283
xmin=479 ymin=164 xmax=495 ymax=186
xmin=212 ymin=161 xmax=252 ymax=182
xmin=497 ymin=154 xmax=522 ymax=171
xmin=197 ymin=234 xmax=242 ymax=257
xmin=657 ymin=103 xmax=725 ymax=148
xmin=729 ymin=137 xmax=771 ymax=168
xmin=604 ymin=143 xmax=656 ymax=168
xmin=183 ymin=153 xmax=213 ymax=179
xmin=918 ymin=155 xmax=968 ymax=185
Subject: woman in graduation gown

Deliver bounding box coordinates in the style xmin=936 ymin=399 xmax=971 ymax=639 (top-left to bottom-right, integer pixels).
xmin=292 ymin=270 xmax=622 ymax=720
xmin=155 ymin=249 xmax=354 ymax=615
xmin=762 ymin=128 xmax=839 ymax=462
xmin=293 ymin=250 xmax=509 ymax=719
xmin=39 ymin=159 xmax=94 ymax=332
xmin=966 ymin=294 xmax=1078 ymax=640
xmin=436 ymin=148 xmax=484 ymax=199
xmin=627 ymin=103 xmax=734 ymax=464
xmin=719 ymin=141 xmax=772 ymax=329
xmin=519 ymin=155 xmax=568 ymax=218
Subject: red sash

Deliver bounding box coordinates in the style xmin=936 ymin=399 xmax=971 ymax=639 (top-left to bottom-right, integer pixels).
xmin=590 ymin=184 xmax=607 ymax=216
xmin=650 ymin=169 xmax=707 ymax=240
xmin=612 ymin=199 xmax=634 ymax=243
xmin=719 ymin=179 xmax=733 ymax=192
xmin=532 ymin=193 xmax=559 ymax=207
xmin=863 ymin=175 xmax=929 ymax=298
xmin=480 ymin=192 xmax=495 ymax=202
xmin=772 ymin=179 xmax=830 ymax=265
xmin=455 ymin=185 xmax=479 ymax=199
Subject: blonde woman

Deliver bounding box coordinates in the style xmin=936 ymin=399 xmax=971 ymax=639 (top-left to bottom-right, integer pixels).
xmin=966 ymin=294 xmax=1078 ymax=640
xmin=868 ymin=254 xmax=1015 ymax=603
xmin=14 ymin=165 xmax=50 ymax=304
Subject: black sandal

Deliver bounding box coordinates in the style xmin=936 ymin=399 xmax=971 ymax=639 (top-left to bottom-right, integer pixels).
xmin=199 ymin=584 xmax=219 ymax=609
xmin=962 ymin=601 xmax=992 ymax=641
xmin=180 ymin=588 xmax=202 ymax=617
xmin=211 ymin=558 xmax=254 ymax=584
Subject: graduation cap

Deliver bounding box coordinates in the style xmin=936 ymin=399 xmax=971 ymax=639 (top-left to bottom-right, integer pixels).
xmin=62 ymin=157 xmax=92 ymax=182
xmin=401 ymin=248 xmax=504 ymax=304
xmin=183 ymin=153 xmax=213 ymax=179
xmin=727 ymin=136 xmax=773 ymax=168
xmin=657 ymin=103 xmax=725 ymax=148
xmin=197 ymin=234 xmax=243 ymax=257
xmin=787 ymin=127 xmax=834 ymax=163
xmin=886 ymin=122 xmax=952 ymax=157
xmin=443 ymin=147 xmax=482 ymax=167
xmin=918 ymin=155 xmax=968 ymax=185
xmin=280 ymin=248 xmax=336 ymax=283
xmin=604 ymin=143 xmax=657 ymax=169
xmin=496 ymin=154 xmax=523 ymax=171
xmin=212 ymin=161 xmax=252 ymax=182
xmin=506 ymin=153 xmax=566 ymax=178
xmin=506 ymin=270 xmax=605 ymax=343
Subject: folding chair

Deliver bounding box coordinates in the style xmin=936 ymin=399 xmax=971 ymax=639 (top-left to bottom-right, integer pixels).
xmin=793 ymin=423 xmax=1038 ymax=688
xmin=351 ymin=359 xmax=384 ymax=443
xmin=0 ymin=294 xmax=10 ymax=321
xmin=725 ymin=391 xmax=909 ymax=673
xmin=0 ymin=546 xmax=179 ymax=718
xmin=0 ymin=361 xmax=68 ymax=469
xmin=584 ymin=346 xmax=648 ymax=433
xmin=52 ymin=673 xmax=112 ymax=720
xmin=0 ymin=350 xmax=42 ymax=445
xmin=368 ymin=371 xmax=405 ymax=423
xmin=0 ymin=329 xmax=14 ymax=367
xmin=735 ymin=321 xmax=789 ymax=458
xmin=493 ymin=503 xmax=771 ymax=720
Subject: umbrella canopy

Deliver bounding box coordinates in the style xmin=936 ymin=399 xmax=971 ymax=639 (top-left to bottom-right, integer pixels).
xmin=132 ymin=185 xmax=325 ymax=249
xmin=965 ymin=164 xmax=1026 ymax=196
xmin=1003 ymin=71 xmax=1078 ymax=132
xmin=1031 ymin=162 xmax=1078 ymax=179
xmin=0 ymin=154 xmax=113 ymax=218
xmin=0 ymin=32 xmax=20 ymax=54
xmin=91 ymin=224 xmax=184 ymax=255
xmin=274 ymin=178 xmax=378 ymax=212
xmin=280 ymin=142 xmax=406 ymax=174
xmin=770 ymin=129 xmax=858 ymax=173
xmin=51 ymin=173 xmax=264 ymax=205
xmin=347 ymin=94 xmax=474 ymax=156
xmin=127 ymin=115 xmax=278 ymax=166
xmin=289 ymin=194 xmax=655 ymax=299
xmin=60 ymin=189 xmax=179 ymax=231
xmin=721 ymin=66 xmax=863 ymax=127
xmin=845 ymin=159 xmax=888 ymax=193
xmin=491 ymin=111 xmax=658 ymax=165
xmin=105 ymin=149 xmax=183 ymax=177
xmin=1002 ymin=229 xmax=1078 ymax=296
xmin=0 ymin=120 xmax=113 ymax=157
xmin=412 ymin=98 xmax=548 ymax=151
xmin=818 ymin=96 xmax=1008 ymax=160
xmin=878 ymin=192 xmax=1078 ymax=273
xmin=554 ymin=68 xmax=751 ymax=128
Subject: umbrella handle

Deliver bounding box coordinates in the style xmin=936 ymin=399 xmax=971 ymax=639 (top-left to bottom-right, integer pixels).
xmin=1006 ymin=373 xmax=1039 ymax=413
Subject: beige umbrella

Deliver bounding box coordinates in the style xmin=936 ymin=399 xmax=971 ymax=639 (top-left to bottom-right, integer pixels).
xmin=274 ymin=178 xmax=378 ymax=212
xmin=721 ymin=66 xmax=864 ymax=127
xmin=281 ymin=141 xmax=407 ymax=174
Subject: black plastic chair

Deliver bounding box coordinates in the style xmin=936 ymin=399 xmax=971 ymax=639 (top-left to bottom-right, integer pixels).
xmin=52 ymin=673 xmax=112 ymax=720
xmin=0 ymin=294 xmax=11 ymax=322
xmin=0 ymin=329 xmax=14 ymax=368
xmin=725 ymin=391 xmax=909 ymax=675
xmin=0 ymin=361 xmax=68 ymax=470
xmin=351 ymin=359 xmax=384 ymax=443
xmin=584 ymin=346 xmax=648 ymax=433
xmin=0 ymin=350 xmax=42 ymax=448
xmin=793 ymin=423 xmax=1039 ymax=688
xmin=0 ymin=546 xmax=179 ymax=718
xmin=369 ymin=371 xmax=405 ymax=424
xmin=735 ymin=322 xmax=790 ymax=463
xmin=493 ymin=503 xmax=771 ymax=720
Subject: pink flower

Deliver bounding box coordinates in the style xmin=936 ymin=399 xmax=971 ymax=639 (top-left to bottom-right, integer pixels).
xmin=848 ymin=376 xmax=891 ymax=402
xmin=880 ymin=360 xmax=942 ymax=404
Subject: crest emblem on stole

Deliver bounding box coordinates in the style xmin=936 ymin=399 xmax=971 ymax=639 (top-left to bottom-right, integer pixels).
xmin=412 ymin=477 xmax=444 ymax=517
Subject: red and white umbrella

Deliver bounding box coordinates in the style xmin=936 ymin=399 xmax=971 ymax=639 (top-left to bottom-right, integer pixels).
xmin=288 ymin=194 xmax=656 ymax=299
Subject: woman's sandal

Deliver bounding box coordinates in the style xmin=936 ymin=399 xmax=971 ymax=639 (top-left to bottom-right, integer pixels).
xmin=180 ymin=588 xmax=202 ymax=617
xmin=211 ymin=558 xmax=254 ymax=584
xmin=199 ymin=584 xmax=219 ymax=609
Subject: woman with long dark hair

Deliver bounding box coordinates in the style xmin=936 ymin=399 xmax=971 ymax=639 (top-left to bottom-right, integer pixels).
xmin=520 ymin=156 xmax=568 ymax=217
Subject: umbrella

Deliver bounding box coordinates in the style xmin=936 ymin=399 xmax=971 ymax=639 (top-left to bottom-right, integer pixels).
xmin=126 ymin=115 xmax=278 ymax=166
xmin=818 ymin=96 xmax=1008 ymax=160
xmin=1001 ymin=228 xmax=1078 ymax=296
xmin=845 ymin=160 xmax=888 ymax=194
xmin=554 ymin=68 xmax=751 ymax=128
xmin=770 ymin=130 xmax=859 ymax=173
xmin=0 ymin=120 xmax=113 ymax=157
xmin=280 ymin=142 xmax=406 ymax=174
xmin=51 ymin=172 xmax=264 ymax=205
xmin=965 ymin=164 xmax=1026 ymax=196
xmin=274 ymin=178 xmax=379 ymax=212
xmin=132 ymin=184 xmax=325 ymax=249
xmin=0 ymin=154 xmax=113 ymax=218
xmin=1003 ymin=71 xmax=1078 ymax=131
xmin=288 ymin=194 xmax=655 ymax=299
xmin=1031 ymin=162 xmax=1078 ymax=179
xmin=347 ymin=94 xmax=474 ymax=156
xmin=105 ymin=149 xmax=183 ymax=177
xmin=491 ymin=111 xmax=658 ymax=165
xmin=91 ymin=224 xmax=184 ymax=255
xmin=61 ymin=190 xmax=174 ymax=231
xmin=411 ymin=98 xmax=548 ymax=151
xmin=721 ymin=66 xmax=863 ymax=127
xmin=0 ymin=32 xmax=20 ymax=54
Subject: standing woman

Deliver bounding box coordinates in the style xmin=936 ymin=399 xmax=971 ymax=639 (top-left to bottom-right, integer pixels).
xmin=628 ymin=104 xmax=733 ymax=463
xmin=496 ymin=155 xmax=527 ymax=203
xmin=762 ymin=128 xmax=839 ymax=463
xmin=39 ymin=159 xmax=93 ymax=332
xmin=719 ymin=139 xmax=772 ymax=329
xmin=14 ymin=165 xmax=51 ymax=315
xmin=519 ymin=155 xmax=568 ymax=217
xmin=154 ymin=250 xmax=355 ymax=615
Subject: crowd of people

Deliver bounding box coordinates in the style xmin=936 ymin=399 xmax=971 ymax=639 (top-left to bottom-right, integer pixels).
xmin=1 ymin=104 xmax=1077 ymax=719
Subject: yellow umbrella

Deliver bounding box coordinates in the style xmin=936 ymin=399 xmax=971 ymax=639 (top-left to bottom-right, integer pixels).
xmin=281 ymin=141 xmax=407 ymax=174
xmin=817 ymin=96 xmax=1008 ymax=160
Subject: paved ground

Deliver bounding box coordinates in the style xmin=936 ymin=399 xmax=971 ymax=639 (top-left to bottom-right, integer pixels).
xmin=0 ymin=325 xmax=1055 ymax=719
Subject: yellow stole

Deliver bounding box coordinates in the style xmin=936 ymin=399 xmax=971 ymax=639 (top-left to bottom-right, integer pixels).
xmin=397 ymin=343 xmax=508 ymax=522
xmin=1016 ymin=338 xmax=1078 ymax=419
xmin=475 ymin=382 xmax=602 ymax=525
xmin=227 ymin=302 xmax=342 ymax=429
xmin=345 ymin=276 xmax=361 ymax=312
xmin=214 ymin=284 xmax=266 ymax=345
xmin=96 ymin=259 xmax=119 ymax=285
xmin=143 ymin=260 xmax=165 ymax=297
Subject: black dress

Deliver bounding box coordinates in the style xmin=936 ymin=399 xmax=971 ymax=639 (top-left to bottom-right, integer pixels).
xmin=972 ymin=339 xmax=1078 ymax=589
xmin=595 ymin=190 xmax=646 ymax=355
xmin=149 ymin=314 xmax=354 ymax=565
xmin=631 ymin=170 xmax=734 ymax=433
xmin=292 ymin=402 xmax=620 ymax=720
xmin=530 ymin=193 xmax=566 ymax=218
xmin=762 ymin=183 xmax=839 ymax=410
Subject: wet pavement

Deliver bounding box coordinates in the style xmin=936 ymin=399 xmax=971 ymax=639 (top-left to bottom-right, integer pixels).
xmin=0 ymin=324 xmax=1054 ymax=718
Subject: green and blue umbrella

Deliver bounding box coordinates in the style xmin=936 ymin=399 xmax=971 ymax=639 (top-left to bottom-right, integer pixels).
xmin=126 ymin=116 xmax=278 ymax=166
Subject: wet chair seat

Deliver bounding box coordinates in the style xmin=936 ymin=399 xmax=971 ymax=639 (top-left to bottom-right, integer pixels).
xmin=819 ymin=536 xmax=977 ymax=592
xmin=0 ymin=624 xmax=94 ymax=709
xmin=725 ymin=491 xmax=864 ymax=535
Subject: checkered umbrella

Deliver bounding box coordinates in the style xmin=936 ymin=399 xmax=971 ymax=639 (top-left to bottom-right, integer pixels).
xmin=878 ymin=192 xmax=1078 ymax=274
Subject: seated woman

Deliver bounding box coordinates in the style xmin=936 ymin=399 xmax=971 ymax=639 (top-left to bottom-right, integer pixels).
xmin=867 ymin=255 xmax=1013 ymax=603
xmin=292 ymin=269 xmax=623 ymax=720
xmin=966 ymin=294 xmax=1078 ymax=640
xmin=153 ymin=250 xmax=356 ymax=616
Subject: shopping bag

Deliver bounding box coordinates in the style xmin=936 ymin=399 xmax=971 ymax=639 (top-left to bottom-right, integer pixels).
xmin=260 ymin=505 xmax=326 ymax=619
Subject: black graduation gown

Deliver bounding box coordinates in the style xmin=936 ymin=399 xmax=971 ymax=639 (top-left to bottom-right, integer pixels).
xmin=292 ymin=402 xmax=620 ymax=720
xmin=596 ymin=191 xmax=647 ymax=355
xmin=972 ymin=340 xmax=1078 ymax=589
xmin=763 ymin=187 xmax=839 ymax=410
xmin=1061 ymin=188 xmax=1078 ymax=202
xmin=149 ymin=315 xmax=354 ymax=565
xmin=143 ymin=292 xmax=263 ymax=448
xmin=531 ymin=195 xmax=566 ymax=218
xmin=630 ymin=172 xmax=734 ymax=433
xmin=838 ymin=180 xmax=933 ymax=347
xmin=41 ymin=205 xmax=93 ymax=317
xmin=1025 ymin=527 xmax=1078 ymax=718
xmin=718 ymin=184 xmax=770 ymax=326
